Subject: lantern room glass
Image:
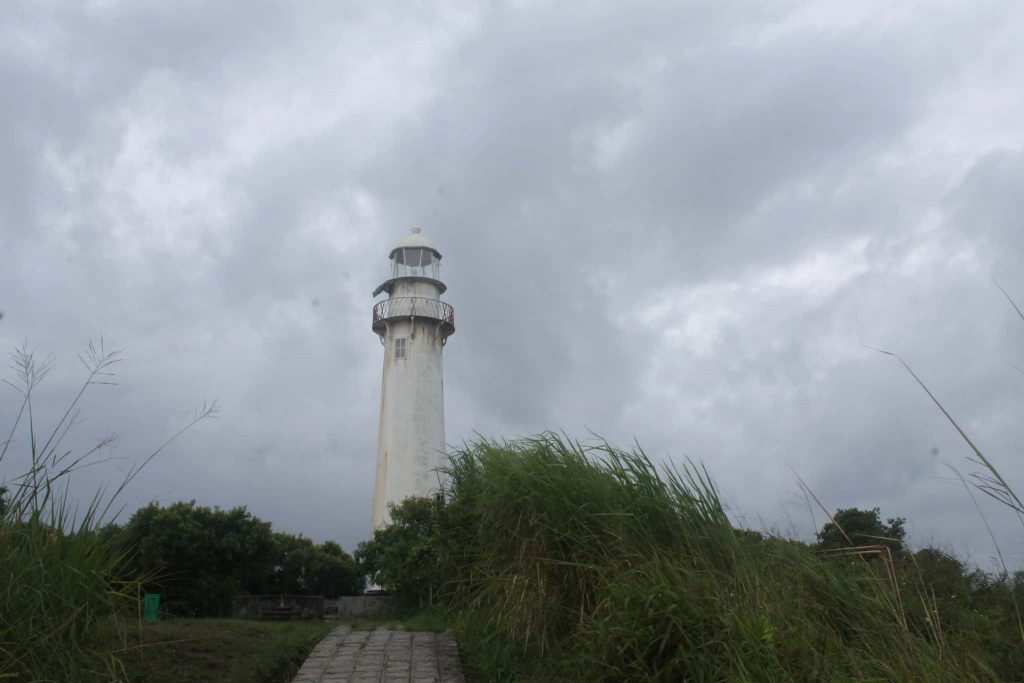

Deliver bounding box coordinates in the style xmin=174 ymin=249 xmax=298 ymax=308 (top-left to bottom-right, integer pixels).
xmin=391 ymin=247 xmax=440 ymax=279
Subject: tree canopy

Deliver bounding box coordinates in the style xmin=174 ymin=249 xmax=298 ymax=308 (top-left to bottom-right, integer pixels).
xmin=265 ymin=532 xmax=363 ymax=598
xmin=120 ymin=500 xmax=361 ymax=616
xmin=816 ymin=507 xmax=906 ymax=554
xmin=355 ymin=496 xmax=450 ymax=607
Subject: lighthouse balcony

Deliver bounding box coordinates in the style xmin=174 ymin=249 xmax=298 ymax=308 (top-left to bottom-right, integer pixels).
xmin=373 ymin=297 xmax=455 ymax=335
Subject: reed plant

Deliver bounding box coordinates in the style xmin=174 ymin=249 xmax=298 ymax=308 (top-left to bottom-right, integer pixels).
xmin=0 ymin=342 xmax=216 ymax=680
xmin=439 ymin=434 xmax=998 ymax=682
xmin=876 ymin=281 xmax=1024 ymax=651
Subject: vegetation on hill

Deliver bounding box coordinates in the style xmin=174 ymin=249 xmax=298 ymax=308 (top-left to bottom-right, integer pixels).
xmin=0 ymin=343 xmax=360 ymax=680
xmin=8 ymin=297 xmax=1023 ymax=682
xmin=361 ymin=434 xmax=1023 ymax=682
xmin=816 ymin=506 xmax=906 ymax=553
xmin=116 ymin=500 xmax=364 ymax=617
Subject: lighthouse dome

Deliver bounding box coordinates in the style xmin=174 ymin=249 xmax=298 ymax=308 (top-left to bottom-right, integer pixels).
xmin=389 ymin=226 xmax=442 ymax=260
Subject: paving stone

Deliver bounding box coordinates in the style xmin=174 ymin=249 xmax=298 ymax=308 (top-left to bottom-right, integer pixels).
xmin=293 ymin=626 xmax=464 ymax=682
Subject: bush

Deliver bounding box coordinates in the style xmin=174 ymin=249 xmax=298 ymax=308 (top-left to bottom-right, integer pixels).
xmin=367 ymin=434 xmax=1003 ymax=681
xmin=816 ymin=506 xmax=906 ymax=554
xmin=356 ymin=495 xmax=449 ymax=607
xmin=1 ymin=508 xmax=135 ymax=679
xmin=121 ymin=502 xmax=363 ymax=616
xmin=122 ymin=500 xmax=277 ymax=617
xmin=266 ymin=534 xmax=363 ymax=598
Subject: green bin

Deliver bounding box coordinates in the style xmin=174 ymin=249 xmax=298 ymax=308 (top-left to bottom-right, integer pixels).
xmin=143 ymin=593 xmax=161 ymax=621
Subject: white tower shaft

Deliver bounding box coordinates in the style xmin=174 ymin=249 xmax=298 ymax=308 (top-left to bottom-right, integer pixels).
xmin=371 ymin=229 xmax=454 ymax=529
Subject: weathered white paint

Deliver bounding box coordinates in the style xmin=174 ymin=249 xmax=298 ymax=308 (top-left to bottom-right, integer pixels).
xmin=371 ymin=228 xmax=454 ymax=529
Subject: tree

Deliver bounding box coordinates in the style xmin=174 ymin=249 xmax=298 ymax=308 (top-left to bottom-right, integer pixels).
xmin=355 ymin=496 xmax=450 ymax=607
xmin=307 ymin=540 xmax=363 ymax=598
xmin=122 ymin=500 xmax=276 ymax=616
xmin=267 ymin=532 xmax=313 ymax=595
xmin=122 ymin=501 xmax=363 ymax=616
xmin=912 ymin=547 xmax=965 ymax=596
xmin=266 ymin=533 xmax=362 ymax=598
xmin=816 ymin=507 xmax=906 ymax=555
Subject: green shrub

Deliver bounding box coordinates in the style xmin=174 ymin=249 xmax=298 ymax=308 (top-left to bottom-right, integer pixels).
xmin=266 ymin=534 xmax=363 ymax=599
xmin=434 ymin=434 xmax=997 ymax=681
xmin=0 ymin=509 xmax=135 ymax=679
xmin=120 ymin=502 xmax=363 ymax=617
xmin=122 ymin=500 xmax=277 ymax=617
xmin=356 ymin=495 xmax=450 ymax=607
xmin=816 ymin=506 xmax=906 ymax=554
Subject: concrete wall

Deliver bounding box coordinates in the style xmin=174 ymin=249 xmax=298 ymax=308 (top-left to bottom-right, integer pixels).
xmin=323 ymin=595 xmax=393 ymax=619
xmin=233 ymin=595 xmax=393 ymax=620
xmin=232 ymin=594 xmax=324 ymax=620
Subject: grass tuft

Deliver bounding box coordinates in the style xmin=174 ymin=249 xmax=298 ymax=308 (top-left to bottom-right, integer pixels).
xmin=438 ymin=433 xmax=1000 ymax=681
xmin=0 ymin=342 xmax=216 ymax=681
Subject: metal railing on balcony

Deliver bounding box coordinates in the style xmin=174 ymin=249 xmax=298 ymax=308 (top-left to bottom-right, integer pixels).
xmin=373 ymin=297 xmax=455 ymax=327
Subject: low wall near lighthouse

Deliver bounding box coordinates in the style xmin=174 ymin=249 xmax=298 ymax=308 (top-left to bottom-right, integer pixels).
xmin=232 ymin=594 xmax=324 ymax=620
xmin=232 ymin=594 xmax=393 ymax=620
xmin=323 ymin=595 xmax=393 ymax=619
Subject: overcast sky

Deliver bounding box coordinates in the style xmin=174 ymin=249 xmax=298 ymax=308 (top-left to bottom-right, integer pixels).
xmin=3 ymin=1 xmax=1024 ymax=567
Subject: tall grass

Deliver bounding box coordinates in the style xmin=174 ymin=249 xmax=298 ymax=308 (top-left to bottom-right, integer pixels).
xmin=440 ymin=434 xmax=997 ymax=682
xmin=0 ymin=342 xmax=216 ymax=680
xmin=876 ymin=282 xmax=1024 ymax=647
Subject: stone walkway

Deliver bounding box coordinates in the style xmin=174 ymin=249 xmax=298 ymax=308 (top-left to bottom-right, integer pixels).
xmin=292 ymin=625 xmax=465 ymax=683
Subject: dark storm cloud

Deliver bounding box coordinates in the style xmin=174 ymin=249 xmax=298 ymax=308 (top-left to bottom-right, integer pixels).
xmin=2 ymin=1 xmax=1023 ymax=562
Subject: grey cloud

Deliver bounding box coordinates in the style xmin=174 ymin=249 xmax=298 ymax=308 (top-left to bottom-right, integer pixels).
xmin=2 ymin=1 xmax=1024 ymax=562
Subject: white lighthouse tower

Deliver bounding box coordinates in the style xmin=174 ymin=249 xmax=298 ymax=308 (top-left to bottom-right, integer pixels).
xmin=371 ymin=227 xmax=455 ymax=529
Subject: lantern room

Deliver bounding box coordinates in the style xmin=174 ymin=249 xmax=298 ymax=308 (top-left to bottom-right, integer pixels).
xmin=390 ymin=244 xmax=440 ymax=280
xmin=373 ymin=226 xmax=447 ymax=297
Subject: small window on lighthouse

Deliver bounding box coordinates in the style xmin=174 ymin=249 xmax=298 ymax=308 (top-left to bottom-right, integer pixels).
xmin=394 ymin=337 xmax=408 ymax=359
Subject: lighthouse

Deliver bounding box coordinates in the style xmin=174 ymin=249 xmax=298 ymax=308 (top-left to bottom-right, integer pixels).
xmin=371 ymin=227 xmax=455 ymax=529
